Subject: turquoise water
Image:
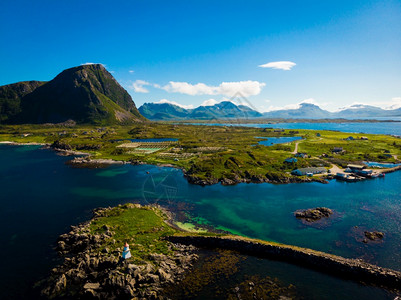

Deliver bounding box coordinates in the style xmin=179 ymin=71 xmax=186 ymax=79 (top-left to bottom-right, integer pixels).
xmin=364 ymin=161 xmax=401 ymax=168
xmin=255 ymin=136 xmax=302 ymax=146
xmin=1 ymin=139 xmax=401 ymax=298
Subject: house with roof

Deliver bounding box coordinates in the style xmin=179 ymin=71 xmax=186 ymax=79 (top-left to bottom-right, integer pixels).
xmin=284 ymin=157 xmax=298 ymax=163
xmin=291 ymin=167 xmax=327 ymax=176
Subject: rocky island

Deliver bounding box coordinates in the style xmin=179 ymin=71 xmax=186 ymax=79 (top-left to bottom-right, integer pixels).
xmin=294 ymin=207 xmax=333 ymax=222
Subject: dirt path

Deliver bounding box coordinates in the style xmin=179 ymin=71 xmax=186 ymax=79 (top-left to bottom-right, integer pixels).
xmin=329 ymin=164 xmax=343 ymax=174
xmin=292 ymin=141 xmax=300 ymax=154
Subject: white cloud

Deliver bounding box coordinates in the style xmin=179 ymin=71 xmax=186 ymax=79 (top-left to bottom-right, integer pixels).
xmin=386 ymin=97 xmax=401 ymax=110
xmin=161 ymin=80 xmax=265 ymax=97
xmin=81 ymin=62 xmax=106 ymax=66
xmin=129 ymin=70 xmax=135 ymax=73
xmin=200 ymin=99 xmax=219 ymax=106
xmin=155 ymin=99 xmax=194 ymax=109
xmin=337 ymin=98 xmax=401 ymax=111
xmin=262 ymin=98 xmax=331 ymax=112
xmin=258 ymin=61 xmax=296 ymax=71
xmin=131 ymin=80 xmax=151 ymax=93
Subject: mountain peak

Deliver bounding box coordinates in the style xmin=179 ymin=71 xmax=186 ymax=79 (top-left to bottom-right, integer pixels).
xmin=1 ymin=65 xmax=145 ymax=125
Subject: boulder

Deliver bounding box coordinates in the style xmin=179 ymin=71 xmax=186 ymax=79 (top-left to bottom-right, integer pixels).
xmin=83 ymin=282 xmax=101 ymax=290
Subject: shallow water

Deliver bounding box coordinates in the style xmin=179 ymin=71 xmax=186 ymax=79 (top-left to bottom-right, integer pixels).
xmin=165 ymin=249 xmax=398 ymax=300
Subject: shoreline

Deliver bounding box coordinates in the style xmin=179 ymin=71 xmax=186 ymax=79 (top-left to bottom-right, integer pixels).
xmin=2 ymin=140 xmax=399 ymax=186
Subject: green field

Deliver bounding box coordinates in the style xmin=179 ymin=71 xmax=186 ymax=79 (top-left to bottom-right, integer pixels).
xmin=1 ymin=123 xmax=400 ymax=184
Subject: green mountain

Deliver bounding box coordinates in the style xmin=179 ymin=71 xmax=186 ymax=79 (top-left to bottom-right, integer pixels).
xmin=0 ymin=64 xmax=145 ymax=125
xmin=0 ymin=81 xmax=45 ymax=122
xmin=139 ymin=102 xmax=190 ymax=120
xmin=139 ymin=101 xmax=263 ymax=120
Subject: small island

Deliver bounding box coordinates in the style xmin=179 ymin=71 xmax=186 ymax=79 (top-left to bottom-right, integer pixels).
xmin=294 ymin=207 xmax=333 ymax=222
xmin=363 ymin=231 xmax=385 ymax=243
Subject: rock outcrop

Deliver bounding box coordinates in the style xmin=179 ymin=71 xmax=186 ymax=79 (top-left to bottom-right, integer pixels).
xmin=294 ymin=207 xmax=333 ymax=222
xmin=363 ymin=231 xmax=385 ymax=243
xmin=41 ymin=206 xmax=198 ymax=299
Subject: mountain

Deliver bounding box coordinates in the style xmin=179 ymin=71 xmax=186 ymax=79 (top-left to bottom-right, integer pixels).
xmin=263 ymin=103 xmax=333 ymax=119
xmin=139 ymin=102 xmax=189 ymax=120
xmin=1 ymin=64 xmax=145 ymax=125
xmin=138 ymin=101 xmax=263 ymax=120
xmin=262 ymin=103 xmax=401 ymax=119
xmin=335 ymin=104 xmax=391 ymax=118
xmin=190 ymin=101 xmax=263 ymax=119
xmin=0 ymin=81 xmax=45 ymax=122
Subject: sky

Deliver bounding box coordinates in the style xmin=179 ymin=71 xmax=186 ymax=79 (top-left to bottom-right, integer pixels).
xmin=0 ymin=0 xmax=400 ymax=112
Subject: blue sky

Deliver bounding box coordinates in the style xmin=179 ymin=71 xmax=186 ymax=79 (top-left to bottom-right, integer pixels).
xmin=1 ymin=0 xmax=400 ymax=112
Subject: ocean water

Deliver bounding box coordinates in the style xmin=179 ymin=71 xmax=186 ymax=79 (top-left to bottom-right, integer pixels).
xmin=1 ymin=122 xmax=401 ymax=299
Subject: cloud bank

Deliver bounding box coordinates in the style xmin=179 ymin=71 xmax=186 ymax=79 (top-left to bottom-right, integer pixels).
xmin=155 ymin=99 xmax=194 ymax=109
xmin=162 ymin=80 xmax=266 ymax=97
xmin=258 ymin=61 xmax=296 ymax=71
xmin=131 ymin=80 xmax=151 ymax=93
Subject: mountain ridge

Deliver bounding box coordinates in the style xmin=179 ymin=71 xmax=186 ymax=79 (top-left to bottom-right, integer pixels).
xmin=139 ymin=101 xmax=401 ymax=120
xmin=0 ymin=64 xmax=145 ymax=125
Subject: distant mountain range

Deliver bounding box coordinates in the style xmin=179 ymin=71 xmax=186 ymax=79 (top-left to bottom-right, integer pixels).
xmin=0 ymin=64 xmax=145 ymax=125
xmin=139 ymin=101 xmax=263 ymax=120
xmin=2 ymin=65 xmax=399 ymax=124
xmin=139 ymin=102 xmax=401 ymax=120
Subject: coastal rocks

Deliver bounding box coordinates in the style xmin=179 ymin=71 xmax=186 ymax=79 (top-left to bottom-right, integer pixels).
xmin=50 ymin=140 xmax=72 ymax=151
xmin=294 ymin=207 xmax=333 ymax=222
xmin=67 ymin=157 xmax=126 ymax=168
xmin=363 ymin=231 xmax=384 ymax=243
xmin=41 ymin=205 xmax=199 ymax=300
xmin=184 ymin=170 xmax=327 ymax=186
xmin=349 ymin=226 xmax=386 ymax=245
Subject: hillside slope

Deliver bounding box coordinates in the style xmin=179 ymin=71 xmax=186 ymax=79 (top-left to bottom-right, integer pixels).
xmin=1 ymin=64 xmax=145 ymax=125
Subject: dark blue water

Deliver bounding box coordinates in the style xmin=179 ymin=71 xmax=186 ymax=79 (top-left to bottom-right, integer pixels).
xmin=1 ymin=125 xmax=401 ymax=299
xmin=255 ymin=136 xmax=302 ymax=146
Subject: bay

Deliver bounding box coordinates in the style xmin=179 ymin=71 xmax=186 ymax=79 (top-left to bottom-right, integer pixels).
xmin=1 ymin=122 xmax=401 ymax=299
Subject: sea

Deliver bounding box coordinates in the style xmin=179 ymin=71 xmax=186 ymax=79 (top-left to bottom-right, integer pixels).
xmin=0 ymin=122 xmax=400 ymax=299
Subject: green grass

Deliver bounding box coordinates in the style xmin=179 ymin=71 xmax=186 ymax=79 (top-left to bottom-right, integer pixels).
xmin=89 ymin=204 xmax=178 ymax=261
xmin=1 ymin=123 xmax=400 ymax=183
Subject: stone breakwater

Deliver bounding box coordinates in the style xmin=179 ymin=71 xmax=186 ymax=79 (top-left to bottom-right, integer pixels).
xmin=167 ymin=235 xmax=401 ymax=290
xmin=41 ymin=206 xmax=198 ymax=300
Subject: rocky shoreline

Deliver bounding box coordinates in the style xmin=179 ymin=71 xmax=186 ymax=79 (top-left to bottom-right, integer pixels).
xmin=184 ymin=171 xmax=329 ymax=186
xmin=41 ymin=205 xmax=199 ymax=300
xmin=2 ymin=140 xmax=395 ymax=186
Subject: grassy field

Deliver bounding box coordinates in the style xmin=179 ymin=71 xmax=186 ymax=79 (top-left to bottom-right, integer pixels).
xmin=89 ymin=204 xmax=178 ymax=262
xmin=1 ymin=123 xmax=400 ymax=183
